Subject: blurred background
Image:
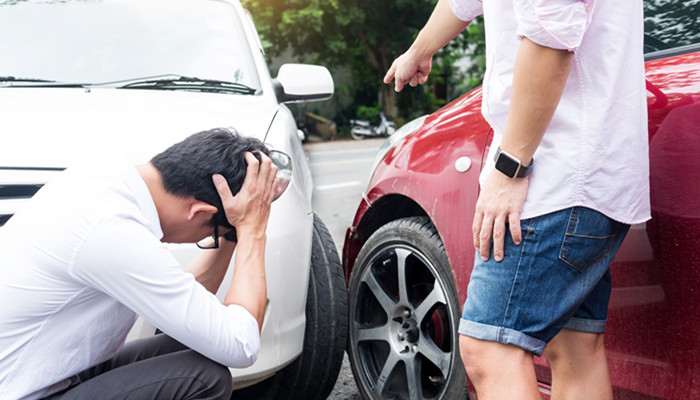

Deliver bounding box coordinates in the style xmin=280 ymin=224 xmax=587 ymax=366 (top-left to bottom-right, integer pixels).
xmin=241 ymin=0 xmax=486 ymax=139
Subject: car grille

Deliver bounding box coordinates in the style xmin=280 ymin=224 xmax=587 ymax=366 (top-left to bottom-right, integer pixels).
xmin=0 ymin=184 xmax=44 ymax=199
xmin=0 ymin=214 xmax=11 ymax=226
xmin=0 ymin=184 xmax=44 ymax=227
xmin=0 ymin=164 xmax=66 ymax=228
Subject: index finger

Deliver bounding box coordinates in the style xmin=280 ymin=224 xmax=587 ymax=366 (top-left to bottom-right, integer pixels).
xmin=254 ymin=151 xmax=273 ymax=184
xmin=244 ymin=151 xmax=260 ymax=173
xmin=472 ymin=211 xmax=483 ymax=251
xmin=383 ymin=62 xmax=396 ymax=85
xmin=253 ymin=152 xmax=276 ymax=200
xmin=478 ymin=215 xmax=494 ymax=262
xmin=241 ymin=152 xmax=261 ymax=187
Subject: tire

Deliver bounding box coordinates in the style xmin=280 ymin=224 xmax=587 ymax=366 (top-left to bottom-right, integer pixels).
xmin=234 ymin=213 xmax=348 ymax=400
xmin=347 ymin=217 xmax=468 ymax=400
xmin=351 ymin=125 xmax=366 ymax=140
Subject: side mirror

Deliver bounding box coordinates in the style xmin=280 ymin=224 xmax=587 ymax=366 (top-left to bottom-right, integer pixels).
xmin=273 ymin=64 xmax=334 ymax=103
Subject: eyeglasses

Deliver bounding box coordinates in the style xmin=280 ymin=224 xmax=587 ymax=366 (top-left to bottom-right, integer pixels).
xmin=196 ymin=220 xmax=220 ymax=250
xmin=196 ymin=150 xmax=292 ymax=250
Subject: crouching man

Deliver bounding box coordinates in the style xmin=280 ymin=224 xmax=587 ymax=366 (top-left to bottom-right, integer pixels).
xmin=0 ymin=128 xmax=278 ymax=400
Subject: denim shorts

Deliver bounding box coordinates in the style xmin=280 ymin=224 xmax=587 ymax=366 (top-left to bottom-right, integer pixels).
xmin=459 ymin=206 xmax=630 ymax=356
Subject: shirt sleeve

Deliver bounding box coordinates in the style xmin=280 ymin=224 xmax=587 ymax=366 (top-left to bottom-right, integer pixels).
xmin=513 ymin=0 xmax=595 ymax=51
xmin=70 ymin=216 xmax=260 ymax=368
xmin=449 ymin=0 xmax=484 ymax=22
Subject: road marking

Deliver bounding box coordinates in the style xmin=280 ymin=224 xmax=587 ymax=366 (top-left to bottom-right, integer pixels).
xmin=316 ymin=181 xmax=362 ymax=191
xmin=309 ymin=147 xmax=379 ymax=155
xmin=309 ymin=158 xmax=374 ymax=167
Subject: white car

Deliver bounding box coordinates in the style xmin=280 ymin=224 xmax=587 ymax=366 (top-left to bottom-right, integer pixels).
xmin=0 ymin=1 xmax=347 ymax=399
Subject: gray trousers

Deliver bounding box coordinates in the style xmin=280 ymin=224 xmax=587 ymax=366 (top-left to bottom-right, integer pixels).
xmin=45 ymin=334 xmax=233 ymax=400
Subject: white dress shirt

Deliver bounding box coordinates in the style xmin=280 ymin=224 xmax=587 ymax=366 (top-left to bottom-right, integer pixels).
xmin=0 ymin=164 xmax=259 ymax=400
xmin=450 ymin=0 xmax=651 ymax=224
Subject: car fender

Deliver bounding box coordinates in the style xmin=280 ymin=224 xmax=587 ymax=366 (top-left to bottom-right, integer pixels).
xmin=345 ymin=89 xmax=491 ymax=303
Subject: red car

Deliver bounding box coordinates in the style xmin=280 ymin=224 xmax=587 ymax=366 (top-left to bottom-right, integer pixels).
xmin=342 ymin=2 xmax=700 ymax=399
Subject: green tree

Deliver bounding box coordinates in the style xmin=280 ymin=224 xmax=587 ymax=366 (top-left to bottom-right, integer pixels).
xmin=242 ymin=0 xmax=485 ymax=122
xmin=643 ymin=0 xmax=700 ymax=50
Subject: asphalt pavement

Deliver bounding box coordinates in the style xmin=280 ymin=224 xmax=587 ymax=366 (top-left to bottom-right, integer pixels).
xmin=305 ymin=136 xmax=385 ymax=400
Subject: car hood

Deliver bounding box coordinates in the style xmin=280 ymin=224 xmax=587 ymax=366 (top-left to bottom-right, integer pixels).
xmin=0 ymin=87 xmax=277 ymax=169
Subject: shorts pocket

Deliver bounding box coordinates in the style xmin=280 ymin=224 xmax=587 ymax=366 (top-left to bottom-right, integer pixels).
xmin=558 ymin=207 xmax=617 ymax=272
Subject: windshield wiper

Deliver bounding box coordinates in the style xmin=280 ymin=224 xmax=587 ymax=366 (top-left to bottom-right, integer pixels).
xmin=0 ymin=76 xmax=56 ymax=83
xmin=0 ymin=76 xmax=87 ymax=88
xmin=116 ymin=75 xmax=258 ymax=95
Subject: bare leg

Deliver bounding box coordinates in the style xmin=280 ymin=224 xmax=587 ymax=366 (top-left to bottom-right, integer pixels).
xmin=459 ymin=335 xmax=541 ymax=400
xmin=544 ymin=329 xmax=612 ymax=400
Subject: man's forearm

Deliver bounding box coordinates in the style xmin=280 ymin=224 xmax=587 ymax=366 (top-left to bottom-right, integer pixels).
xmin=410 ymin=0 xmax=471 ymax=58
xmin=224 ymin=234 xmax=267 ymax=332
xmin=185 ymin=240 xmax=236 ymax=294
xmin=499 ymin=37 xmax=575 ymax=162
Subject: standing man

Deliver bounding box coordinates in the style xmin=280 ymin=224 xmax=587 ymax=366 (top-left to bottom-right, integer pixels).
xmin=384 ymin=0 xmax=650 ymax=398
xmin=0 ymin=128 xmax=278 ymax=400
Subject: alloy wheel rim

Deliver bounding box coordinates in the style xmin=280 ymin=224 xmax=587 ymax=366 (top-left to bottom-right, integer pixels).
xmin=352 ymin=244 xmax=457 ymax=399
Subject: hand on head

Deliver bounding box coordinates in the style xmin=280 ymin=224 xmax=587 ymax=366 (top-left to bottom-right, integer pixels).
xmin=212 ymin=152 xmax=278 ymax=240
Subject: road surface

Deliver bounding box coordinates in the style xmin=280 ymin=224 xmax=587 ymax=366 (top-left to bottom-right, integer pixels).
xmin=305 ymin=137 xmax=385 ymax=399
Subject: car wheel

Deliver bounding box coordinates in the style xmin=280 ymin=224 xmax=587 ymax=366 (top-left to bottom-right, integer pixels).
xmin=235 ymin=213 xmax=348 ymax=400
xmin=348 ymin=217 xmax=468 ymax=400
xmin=350 ymin=125 xmax=366 ymax=140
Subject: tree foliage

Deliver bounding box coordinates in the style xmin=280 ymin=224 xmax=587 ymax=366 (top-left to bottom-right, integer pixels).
xmin=643 ymin=0 xmax=700 ymax=50
xmin=242 ymin=0 xmax=700 ymax=125
xmin=242 ymin=0 xmax=485 ymax=124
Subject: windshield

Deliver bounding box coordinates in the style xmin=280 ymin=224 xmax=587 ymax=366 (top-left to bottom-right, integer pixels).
xmin=0 ymin=0 xmax=260 ymax=89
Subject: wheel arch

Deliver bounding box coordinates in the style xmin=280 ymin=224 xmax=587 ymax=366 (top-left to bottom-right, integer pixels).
xmin=343 ymin=193 xmax=429 ymax=282
xmin=343 ymin=182 xmax=476 ymax=303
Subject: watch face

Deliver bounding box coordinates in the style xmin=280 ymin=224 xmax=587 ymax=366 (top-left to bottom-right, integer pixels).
xmin=495 ymin=152 xmax=520 ymax=178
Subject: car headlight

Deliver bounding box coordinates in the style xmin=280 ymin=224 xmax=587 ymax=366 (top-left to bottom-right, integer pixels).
xmin=269 ymin=150 xmax=292 ymax=201
xmin=369 ymin=114 xmax=428 ymax=180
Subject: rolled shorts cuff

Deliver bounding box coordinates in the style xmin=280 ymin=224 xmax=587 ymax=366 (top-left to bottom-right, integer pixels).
xmin=564 ymin=317 xmax=607 ymax=333
xmin=458 ymin=319 xmax=547 ymax=356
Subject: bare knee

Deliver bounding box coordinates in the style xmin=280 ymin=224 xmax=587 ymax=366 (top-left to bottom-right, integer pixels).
xmin=544 ymin=330 xmax=612 ymax=399
xmin=545 ymin=330 xmax=607 ymax=371
xmin=543 ymin=338 xmax=564 ymax=366
xmin=459 ymin=335 xmax=535 ymax=380
xmin=459 ymin=335 xmax=540 ymax=398
xmin=459 ymin=335 xmax=488 ymax=383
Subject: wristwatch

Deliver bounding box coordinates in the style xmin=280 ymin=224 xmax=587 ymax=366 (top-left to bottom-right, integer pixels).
xmin=493 ymin=147 xmax=532 ymax=178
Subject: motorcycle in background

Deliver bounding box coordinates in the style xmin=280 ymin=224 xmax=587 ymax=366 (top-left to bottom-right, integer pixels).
xmin=349 ymin=112 xmax=396 ymax=140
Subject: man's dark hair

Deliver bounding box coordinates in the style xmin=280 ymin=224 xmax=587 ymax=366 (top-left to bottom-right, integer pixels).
xmin=150 ymin=127 xmax=269 ymax=226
